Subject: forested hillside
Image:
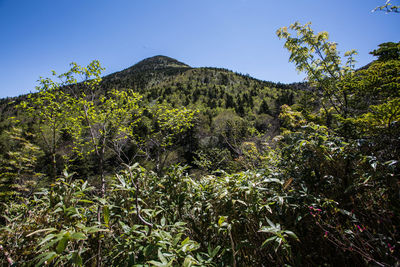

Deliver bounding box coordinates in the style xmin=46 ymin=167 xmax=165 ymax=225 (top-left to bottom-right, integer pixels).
xmin=0 ymin=55 xmax=305 ymax=177
xmin=0 ymin=24 xmax=399 ymax=266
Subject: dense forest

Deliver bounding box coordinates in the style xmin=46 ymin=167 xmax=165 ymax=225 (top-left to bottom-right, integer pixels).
xmin=0 ymin=20 xmax=399 ymax=266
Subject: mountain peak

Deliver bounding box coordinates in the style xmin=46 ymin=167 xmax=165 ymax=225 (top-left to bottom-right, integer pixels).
xmin=127 ymin=55 xmax=190 ymax=73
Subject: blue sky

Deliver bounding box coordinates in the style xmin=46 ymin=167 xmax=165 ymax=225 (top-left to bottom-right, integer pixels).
xmin=0 ymin=0 xmax=398 ymax=98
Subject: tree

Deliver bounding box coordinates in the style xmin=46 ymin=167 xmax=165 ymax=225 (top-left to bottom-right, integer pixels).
xmin=39 ymin=61 xmax=198 ymax=264
xmin=0 ymin=127 xmax=43 ymax=204
xmin=212 ymin=110 xmax=249 ymax=157
xmin=21 ymin=60 xmax=108 ymax=180
xmin=20 ymin=60 xmax=145 ymax=266
xmin=339 ymin=42 xmax=400 ymax=153
xmin=21 ymin=77 xmax=71 ymax=179
xmin=276 ymin=21 xmax=400 ymax=265
xmin=62 ymin=62 xmax=143 ymax=266
xmin=276 ymin=22 xmax=357 ymax=120
xmin=69 ymin=89 xmax=142 ymax=192
xmin=370 ymin=41 xmax=400 ymax=61
xmin=258 ymin=99 xmax=270 ymax=114
xmin=139 ymin=103 xmax=197 ymax=173
xmin=342 ymin=45 xmax=400 ymax=111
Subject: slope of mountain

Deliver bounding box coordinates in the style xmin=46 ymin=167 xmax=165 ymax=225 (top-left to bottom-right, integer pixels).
xmin=0 ymin=56 xmax=307 ymax=173
xmin=101 ymin=55 xmax=304 ymax=115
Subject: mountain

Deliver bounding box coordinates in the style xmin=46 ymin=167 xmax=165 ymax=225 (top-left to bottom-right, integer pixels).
xmin=101 ymin=55 xmax=304 ymax=114
xmin=101 ymin=55 xmax=192 ymax=91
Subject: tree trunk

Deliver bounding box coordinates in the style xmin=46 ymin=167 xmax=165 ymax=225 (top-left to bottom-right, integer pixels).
xmin=96 ymin=154 xmax=105 ymax=267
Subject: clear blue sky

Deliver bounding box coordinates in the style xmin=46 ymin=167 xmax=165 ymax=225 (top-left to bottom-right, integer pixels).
xmin=0 ymin=0 xmax=398 ymax=98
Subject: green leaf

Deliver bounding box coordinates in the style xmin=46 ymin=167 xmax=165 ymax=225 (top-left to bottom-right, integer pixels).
xmin=147 ymin=260 xmax=165 ymax=267
xmin=103 ymin=205 xmax=110 ymax=226
xmin=78 ymin=199 xmax=94 ymax=204
xmin=182 ymin=256 xmax=196 ymax=267
xmin=181 ymin=237 xmax=190 ymax=246
xmin=71 ymin=252 xmax=83 ymax=266
xmin=38 ymin=238 xmax=62 ymax=252
xmin=284 ymin=230 xmax=299 ymax=241
xmin=34 ymin=251 xmax=57 ymax=267
xmin=27 ymin=228 xmax=57 ymax=237
xmin=211 ymin=246 xmax=220 ymax=258
xmin=144 ymin=244 xmax=157 ymax=257
xmin=119 ymin=221 xmax=130 ymax=233
xmin=38 ymin=233 xmax=56 ymax=247
xmin=266 ymin=217 xmax=276 ymax=228
xmin=70 ymin=232 xmax=87 ymax=240
xmin=158 ymin=249 xmax=168 ymax=264
xmin=173 ymin=222 xmax=186 ymax=227
xmin=56 ymin=235 xmax=69 ymax=254
xmin=261 ymin=236 xmax=277 ymax=248
xmin=218 ymin=216 xmax=226 ymax=227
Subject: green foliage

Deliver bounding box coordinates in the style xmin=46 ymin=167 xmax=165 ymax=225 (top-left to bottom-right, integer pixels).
xmin=361 ymin=98 xmax=400 ymax=128
xmin=212 ymin=110 xmax=249 ymax=153
xmin=277 ymin=22 xmax=358 ymax=120
xmin=144 ymin=104 xmax=197 ymax=172
xmin=275 ymin=119 xmax=399 ymax=265
xmin=278 ymin=104 xmax=306 ymax=131
xmin=370 ymin=41 xmax=400 ymax=61
xmin=9 ymin=142 xmax=395 ymax=265
xmin=2 ymin=163 xmax=309 ymax=266
xmin=67 ymin=87 xmax=143 ymax=162
xmin=1 ymin=171 xmax=106 ymax=266
xmin=276 ymin=21 xmax=400 ymax=265
xmin=0 ymin=127 xmax=43 ymax=203
xmin=21 ymin=86 xmax=70 ymax=178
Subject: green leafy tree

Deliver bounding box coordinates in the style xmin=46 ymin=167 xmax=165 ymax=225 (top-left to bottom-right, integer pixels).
xmin=277 ymin=22 xmax=358 ymax=120
xmin=337 ymin=41 xmax=400 ymax=140
xmin=68 ymin=88 xmax=143 ymax=193
xmin=212 ymin=110 xmax=250 ymax=156
xmin=0 ymin=127 xmax=43 ymax=203
xmin=276 ymin=21 xmax=400 ymax=265
xmin=61 ymin=62 xmax=144 ymax=266
xmin=341 ymin=44 xmax=400 ymax=124
xmin=21 ymin=77 xmax=71 ymax=179
xmin=20 ymin=60 xmax=145 ymax=266
xmin=258 ymin=99 xmax=270 ymax=114
xmin=140 ymin=104 xmax=197 ymax=173
xmin=370 ymin=41 xmax=400 ymax=61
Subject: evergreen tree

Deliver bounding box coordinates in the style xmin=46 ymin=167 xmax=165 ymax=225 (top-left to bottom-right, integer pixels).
xmin=259 ymin=99 xmax=270 ymax=114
